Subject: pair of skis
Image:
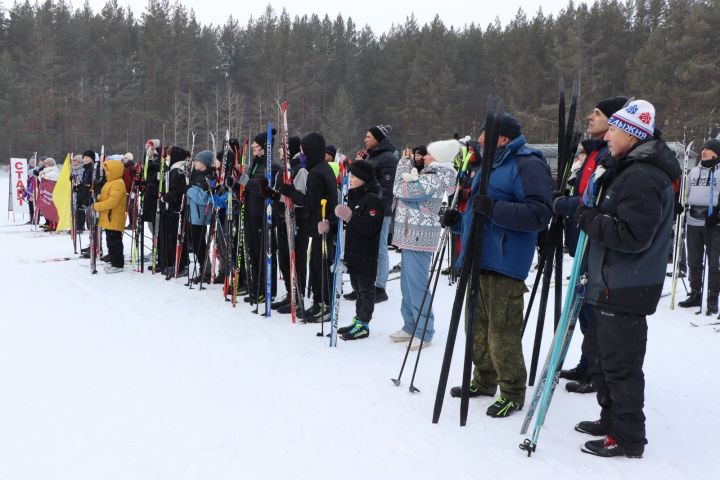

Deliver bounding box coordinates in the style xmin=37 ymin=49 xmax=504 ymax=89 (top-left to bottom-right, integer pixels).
xmin=432 ymin=95 xmax=504 ymax=426
xmin=88 ymin=147 xmax=105 ymax=274
xmin=669 ymin=140 xmax=693 ymax=308
xmin=328 ymin=168 xmax=350 ymax=346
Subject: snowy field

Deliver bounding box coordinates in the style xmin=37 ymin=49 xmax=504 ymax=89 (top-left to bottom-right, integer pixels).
xmin=1 ymin=172 xmax=718 ymax=479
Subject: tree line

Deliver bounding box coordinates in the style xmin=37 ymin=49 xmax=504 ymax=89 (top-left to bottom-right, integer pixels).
xmin=0 ymin=0 xmax=718 ymax=162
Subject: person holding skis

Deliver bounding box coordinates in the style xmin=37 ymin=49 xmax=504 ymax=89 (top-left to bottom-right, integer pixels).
xmin=335 ymin=160 xmax=384 ymax=340
xmin=92 ymin=159 xmax=128 ymax=273
xmin=570 ymin=100 xmax=680 ymax=457
xmin=186 ymin=150 xmax=215 ymax=283
xmin=273 ymin=136 xmax=309 ymax=314
xmin=240 ymin=131 xmax=280 ymax=304
xmin=554 ymin=95 xmax=628 ymax=394
xmin=157 ymin=146 xmax=189 ymax=277
xmin=441 ymin=113 xmax=553 ymax=418
xmin=677 ymin=138 xmax=720 ymax=313
xmin=388 ymin=140 xmax=457 ymax=349
xmin=278 ymin=132 xmax=337 ymax=322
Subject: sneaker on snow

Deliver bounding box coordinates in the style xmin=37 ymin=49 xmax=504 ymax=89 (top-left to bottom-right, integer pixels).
xmin=566 ymin=380 xmax=597 ymax=394
xmin=408 ymin=338 xmax=431 ymax=351
xmin=375 ymin=287 xmax=389 ymax=303
xmin=338 ymin=317 xmax=363 ymax=335
xmin=343 ymin=291 xmax=358 ymax=301
xmin=305 ymin=306 xmax=331 ymax=323
xmin=104 ymin=265 xmax=123 ymax=274
xmin=575 ymin=419 xmax=606 ymax=437
xmin=340 ymin=320 xmax=369 ymax=340
xmin=486 ymin=397 xmax=522 ymax=418
xmin=581 ymin=436 xmax=643 ymax=458
xmin=450 ymin=383 xmax=494 ymax=398
xmin=389 ymin=329 xmax=413 ymax=342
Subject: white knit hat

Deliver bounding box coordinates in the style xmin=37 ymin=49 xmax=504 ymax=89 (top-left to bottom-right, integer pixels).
xmin=608 ymin=100 xmax=655 ymax=141
xmin=427 ymin=139 xmax=461 ymax=164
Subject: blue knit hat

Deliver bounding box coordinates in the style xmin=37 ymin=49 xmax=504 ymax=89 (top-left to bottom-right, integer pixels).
xmin=194 ymin=150 xmax=214 ymax=168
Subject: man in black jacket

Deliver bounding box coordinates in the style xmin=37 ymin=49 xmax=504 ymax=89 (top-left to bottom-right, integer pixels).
xmin=572 ymin=100 xmax=681 ymax=458
xmin=355 ymin=125 xmax=398 ymax=303
xmin=279 ymin=133 xmax=338 ymax=322
xmin=554 ymin=95 xmax=627 ymax=394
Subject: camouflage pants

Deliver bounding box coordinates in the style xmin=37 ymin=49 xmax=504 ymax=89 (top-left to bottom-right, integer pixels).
xmin=465 ymin=273 xmax=528 ymax=403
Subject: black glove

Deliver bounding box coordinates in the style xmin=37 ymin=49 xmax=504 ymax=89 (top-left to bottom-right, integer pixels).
xmin=706 ymin=212 xmax=720 ymax=227
xmin=259 ymin=178 xmax=280 ymax=200
xmin=440 ymin=208 xmax=461 ymax=228
xmin=278 ymin=183 xmax=295 ymax=197
xmin=472 ymin=194 xmax=494 ymax=217
xmin=675 ymin=202 xmax=683 ymax=216
xmin=575 ymin=205 xmax=601 ymax=228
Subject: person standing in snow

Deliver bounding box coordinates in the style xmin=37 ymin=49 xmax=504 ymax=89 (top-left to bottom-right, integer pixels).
xmin=388 ymin=140 xmax=457 ymax=350
xmin=279 ymin=132 xmax=337 ymax=322
xmin=93 ymin=159 xmax=128 ymax=273
xmin=553 ymin=95 xmax=628 ymax=394
xmin=570 ymin=100 xmax=680 ymax=457
xmin=335 ymin=160 xmax=384 ymax=340
xmin=186 ymin=150 xmax=215 ymax=283
xmin=361 ymin=125 xmax=399 ymax=303
xmin=677 ymin=139 xmax=720 ymax=313
xmin=441 ymin=114 xmax=553 ymax=418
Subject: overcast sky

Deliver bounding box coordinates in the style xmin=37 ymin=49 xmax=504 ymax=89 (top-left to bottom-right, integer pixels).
xmin=86 ymin=0 xmax=594 ymax=32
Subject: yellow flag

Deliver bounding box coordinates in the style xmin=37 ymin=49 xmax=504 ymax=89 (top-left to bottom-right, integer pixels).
xmin=53 ymin=153 xmax=73 ymax=231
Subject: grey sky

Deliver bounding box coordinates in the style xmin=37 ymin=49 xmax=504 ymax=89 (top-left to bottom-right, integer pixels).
xmin=88 ymin=0 xmax=593 ymax=32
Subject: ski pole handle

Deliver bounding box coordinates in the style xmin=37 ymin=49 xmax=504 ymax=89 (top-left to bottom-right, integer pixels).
xmin=321 ymin=199 xmax=327 ymax=220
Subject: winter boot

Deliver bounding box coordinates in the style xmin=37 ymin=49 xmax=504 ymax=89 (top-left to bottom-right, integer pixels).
xmin=375 ymin=287 xmax=389 ymax=303
xmin=486 ymin=397 xmax=523 ymax=418
xmin=566 ymin=380 xmax=597 ymax=394
xmin=450 ymin=382 xmax=494 ymax=398
xmin=706 ymin=294 xmax=719 ymax=315
xmin=104 ymin=265 xmax=123 ymax=274
xmin=343 ymin=291 xmax=358 ymax=301
xmin=271 ymin=296 xmax=290 ymax=310
xmin=575 ymin=419 xmax=606 ymax=437
xmin=678 ymin=291 xmax=702 ymax=308
xmin=581 ymin=436 xmax=644 ymax=458
xmin=559 ymin=366 xmax=585 ymax=381
xmin=340 ymin=320 xmax=369 ymax=340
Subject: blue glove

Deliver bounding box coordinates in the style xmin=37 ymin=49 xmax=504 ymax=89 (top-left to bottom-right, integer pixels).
xmin=212 ymin=193 xmax=228 ymax=207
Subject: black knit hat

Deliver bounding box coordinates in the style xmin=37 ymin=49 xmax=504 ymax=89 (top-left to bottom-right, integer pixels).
xmin=413 ymin=145 xmax=428 ymax=156
xmin=325 ymin=144 xmax=337 ymax=158
xmin=288 ymin=136 xmax=301 ymax=158
xmin=702 ymin=139 xmax=720 ymax=157
xmin=596 ymin=96 xmax=629 ymax=119
xmin=368 ymin=125 xmax=391 ymax=142
xmin=498 ymin=114 xmax=522 ymax=140
xmin=253 ymin=128 xmax=277 ymax=150
xmin=82 ymin=150 xmax=96 ymax=160
xmin=349 ymin=160 xmax=374 ymax=183
xmin=169 ymin=146 xmax=188 ymax=165
xmin=300 ymin=133 xmax=326 ymax=166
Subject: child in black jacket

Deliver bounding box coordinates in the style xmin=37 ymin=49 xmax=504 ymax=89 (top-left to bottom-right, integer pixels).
xmin=335 ymin=160 xmax=384 ymax=340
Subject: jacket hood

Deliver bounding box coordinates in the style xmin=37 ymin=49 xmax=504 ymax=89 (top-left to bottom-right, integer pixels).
xmin=104 ymin=160 xmax=124 ymax=181
xmin=368 ymin=137 xmax=396 ymax=157
xmin=425 ymin=163 xmax=457 ymax=196
xmin=581 ymin=137 xmax=607 ymax=154
xmin=622 ymin=139 xmax=681 ymax=182
xmin=492 ymin=134 xmax=528 ymax=167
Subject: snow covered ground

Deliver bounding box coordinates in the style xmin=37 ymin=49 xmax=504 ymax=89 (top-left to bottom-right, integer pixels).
xmin=1 ymin=173 xmax=718 ymax=479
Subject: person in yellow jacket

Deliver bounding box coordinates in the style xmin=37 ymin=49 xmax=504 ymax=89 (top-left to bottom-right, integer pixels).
xmin=93 ymin=160 xmax=127 ymax=273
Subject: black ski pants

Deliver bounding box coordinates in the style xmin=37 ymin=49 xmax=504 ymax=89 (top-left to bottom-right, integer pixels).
xmin=586 ymin=306 xmax=647 ymax=453
xmin=350 ymin=272 xmax=376 ymax=323
xmin=687 ymin=225 xmax=720 ymax=294
xmin=245 ymin=215 xmax=277 ymax=298
xmin=309 ymin=232 xmax=335 ymax=306
xmin=277 ymin=217 xmax=308 ymax=300
xmin=106 ymin=229 xmax=124 ymax=268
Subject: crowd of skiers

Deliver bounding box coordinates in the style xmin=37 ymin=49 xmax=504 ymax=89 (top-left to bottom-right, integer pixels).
xmin=29 ymin=94 xmax=720 ymax=460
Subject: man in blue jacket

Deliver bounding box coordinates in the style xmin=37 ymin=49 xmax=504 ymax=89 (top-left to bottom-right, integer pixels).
xmin=442 ymin=114 xmax=553 ymax=417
